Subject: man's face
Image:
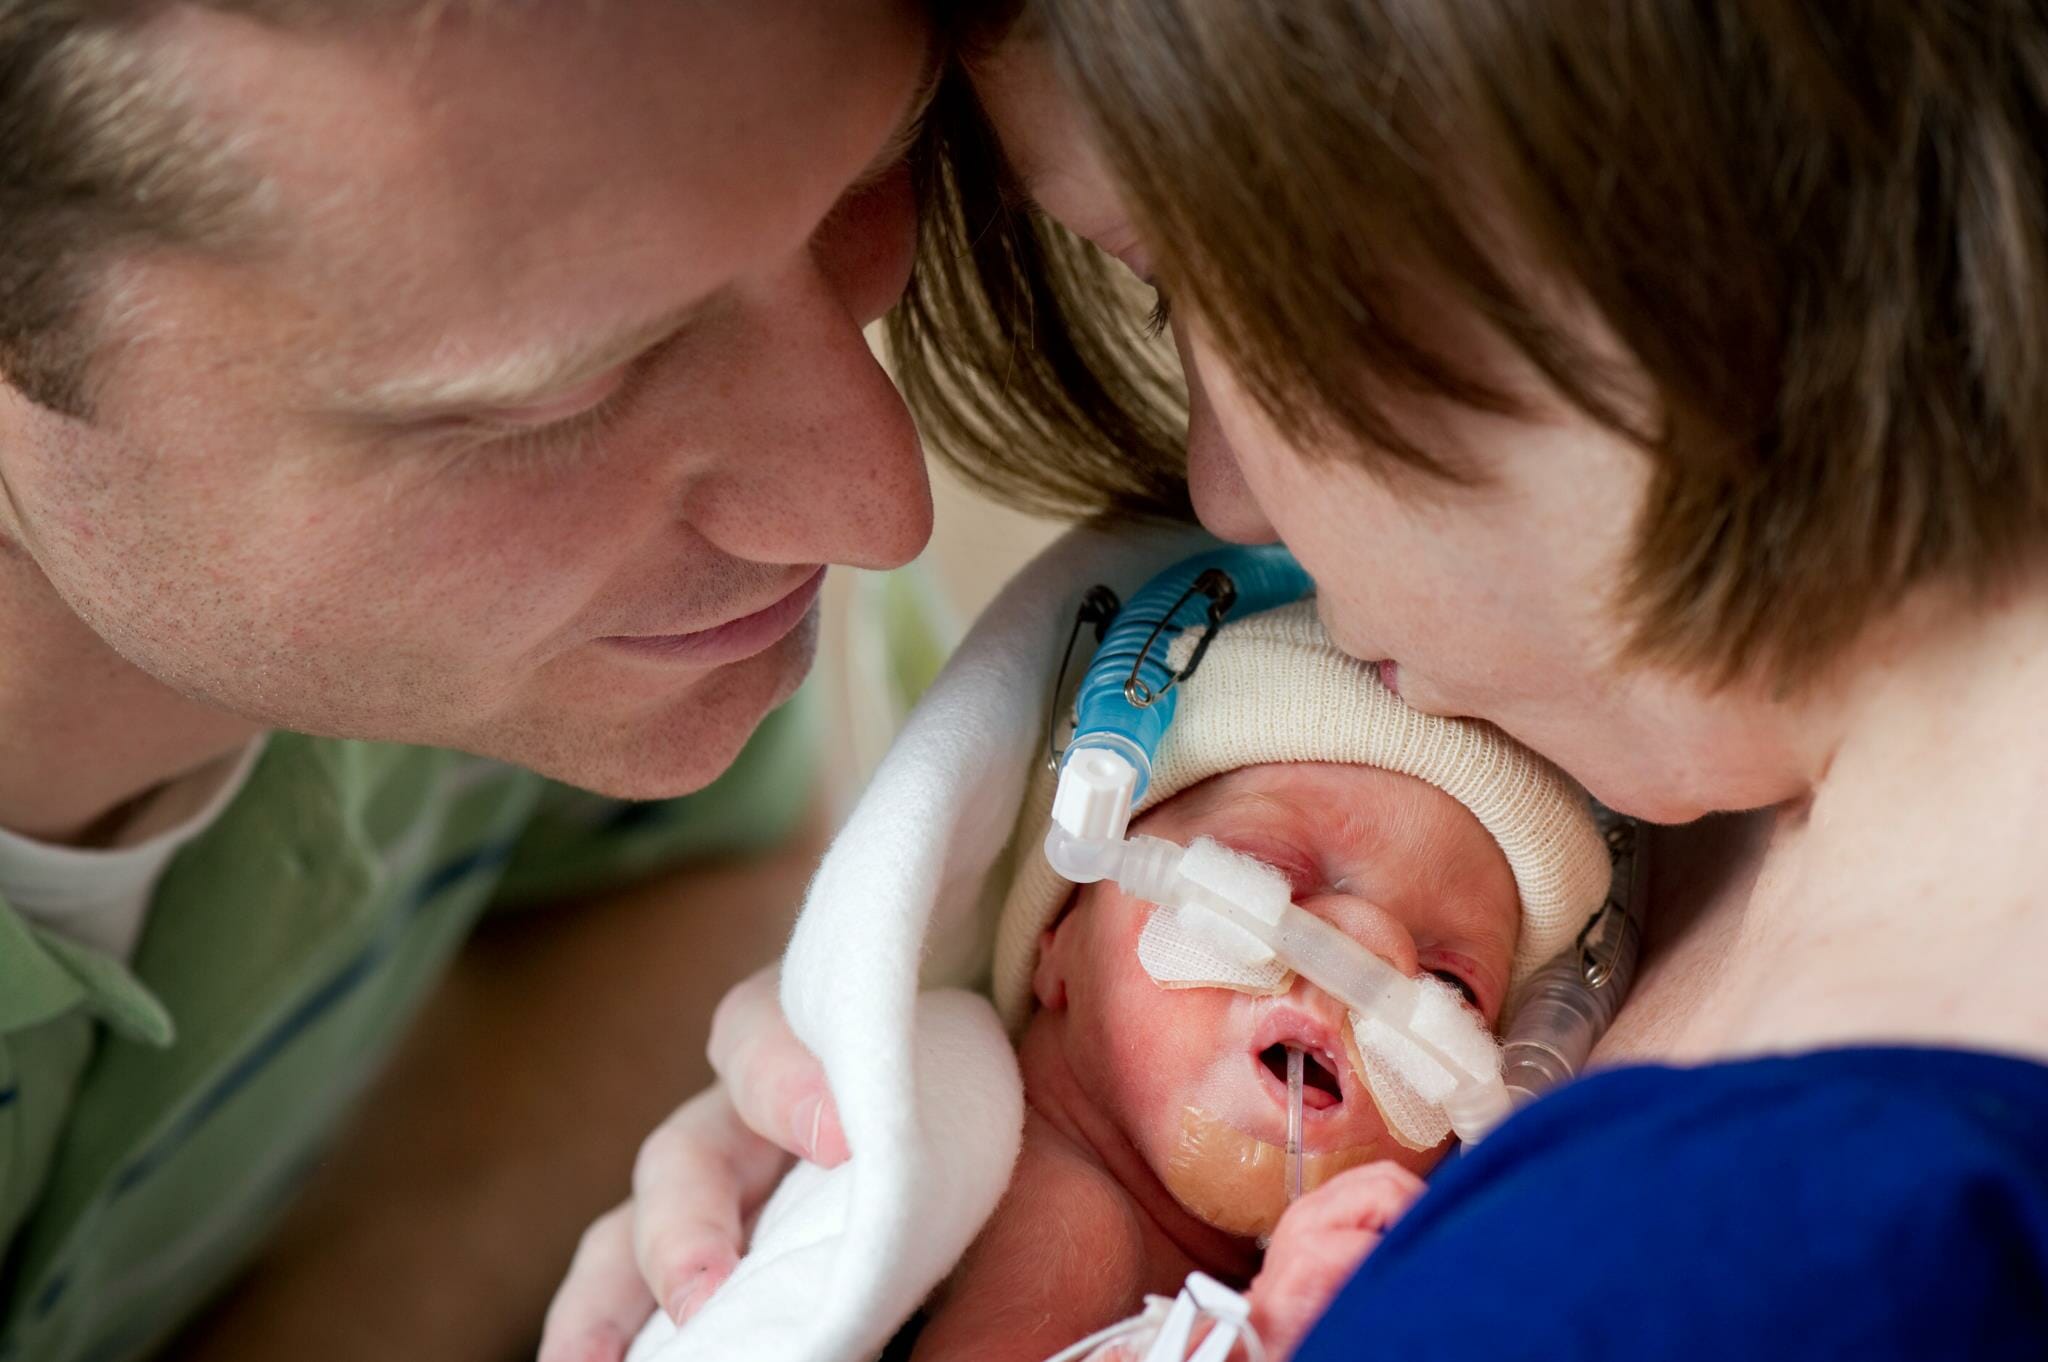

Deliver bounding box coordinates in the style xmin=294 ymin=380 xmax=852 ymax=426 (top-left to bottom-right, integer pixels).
xmin=0 ymin=0 xmax=935 ymax=798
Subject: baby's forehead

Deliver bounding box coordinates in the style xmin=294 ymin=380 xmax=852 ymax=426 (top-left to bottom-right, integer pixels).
xmin=1146 ymin=762 xmax=1452 ymax=838
xmin=1135 ymin=762 xmax=1512 ymax=901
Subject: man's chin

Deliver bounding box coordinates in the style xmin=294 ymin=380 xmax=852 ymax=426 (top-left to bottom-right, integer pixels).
xmin=489 ymin=619 xmax=816 ymax=800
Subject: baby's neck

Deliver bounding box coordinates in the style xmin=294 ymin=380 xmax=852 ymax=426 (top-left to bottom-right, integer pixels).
xmin=1015 ymin=1013 xmax=1263 ymax=1285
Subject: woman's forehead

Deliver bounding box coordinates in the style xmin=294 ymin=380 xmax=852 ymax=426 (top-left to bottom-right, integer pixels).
xmin=969 ymin=36 xmax=1132 ymax=247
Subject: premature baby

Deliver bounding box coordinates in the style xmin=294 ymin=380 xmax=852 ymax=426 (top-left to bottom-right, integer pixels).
xmin=908 ymin=603 xmax=1609 ymax=1361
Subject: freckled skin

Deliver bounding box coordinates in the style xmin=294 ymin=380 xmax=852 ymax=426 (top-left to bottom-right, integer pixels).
xmin=911 ymin=762 xmax=1520 ymax=1361
xmin=0 ymin=0 xmax=934 ymax=816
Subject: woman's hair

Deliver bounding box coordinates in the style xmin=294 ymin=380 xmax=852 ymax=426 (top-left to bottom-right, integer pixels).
xmin=887 ymin=2 xmax=1192 ymax=524
xmin=903 ymin=0 xmax=2048 ymax=688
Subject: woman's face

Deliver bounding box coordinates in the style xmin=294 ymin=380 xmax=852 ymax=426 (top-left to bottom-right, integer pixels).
xmin=974 ymin=41 xmax=1809 ymax=822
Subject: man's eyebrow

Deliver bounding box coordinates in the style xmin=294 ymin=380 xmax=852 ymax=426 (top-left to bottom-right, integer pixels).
xmin=340 ymin=48 xmax=937 ymax=425
xmin=336 ymin=295 xmax=718 ymax=422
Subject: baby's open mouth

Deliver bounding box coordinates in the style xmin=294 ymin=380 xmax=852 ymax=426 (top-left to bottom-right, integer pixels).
xmin=1258 ymin=1042 xmax=1344 ymax=1111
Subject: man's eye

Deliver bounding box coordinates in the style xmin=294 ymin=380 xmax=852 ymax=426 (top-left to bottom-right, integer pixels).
xmin=1427 ymin=968 xmax=1478 ymax=1008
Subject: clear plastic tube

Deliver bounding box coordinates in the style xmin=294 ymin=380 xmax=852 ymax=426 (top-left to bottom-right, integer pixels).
xmin=1500 ymin=814 xmax=1648 ymax=1105
xmin=1285 ymin=1046 xmax=1305 ymax=1205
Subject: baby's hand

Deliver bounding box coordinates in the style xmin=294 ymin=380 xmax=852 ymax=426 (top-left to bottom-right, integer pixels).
xmin=1246 ymin=1161 xmax=1427 ymax=1360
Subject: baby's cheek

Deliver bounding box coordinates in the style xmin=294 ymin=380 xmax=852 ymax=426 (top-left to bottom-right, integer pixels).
xmin=1093 ymin=977 xmax=1240 ymax=1127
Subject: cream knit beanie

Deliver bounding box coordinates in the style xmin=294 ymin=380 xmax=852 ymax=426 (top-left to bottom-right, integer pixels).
xmin=990 ymin=600 xmax=1610 ymax=1032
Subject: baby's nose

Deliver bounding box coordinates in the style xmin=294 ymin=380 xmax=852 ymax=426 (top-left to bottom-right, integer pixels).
xmin=1295 ymin=891 xmax=1420 ymax=980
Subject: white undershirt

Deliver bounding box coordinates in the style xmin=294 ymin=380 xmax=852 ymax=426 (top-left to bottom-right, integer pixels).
xmin=0 ymin=739 xmax=268 ymax=961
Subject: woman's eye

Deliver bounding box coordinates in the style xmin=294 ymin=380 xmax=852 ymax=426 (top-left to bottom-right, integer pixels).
xmin=1427 ymin=968 xmax=1479 ymax=1008
xmin=1143 ymin=285 xmax=1173 ymax=338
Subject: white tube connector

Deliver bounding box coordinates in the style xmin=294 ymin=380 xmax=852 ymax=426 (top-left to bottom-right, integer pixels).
xmin=1046 ymin=745 xmax=1143 ymax=883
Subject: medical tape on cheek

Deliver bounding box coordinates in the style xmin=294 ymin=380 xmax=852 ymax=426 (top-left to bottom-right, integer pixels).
xmin=1137 ymin=903 xmax=1295 ymax=993
xmin=1136 ymin=837 xmax=1295 ymax=994
xmin=1177 ymin=838 xmax=1293 ymax=928
xmin=1130 ymin=835 xmax=1286 ymax=995
xmin=1352 ymin=975 xmax=1503 ymax=1151
xmin=1353 ymin=1018 xmax=1454 ymax=1150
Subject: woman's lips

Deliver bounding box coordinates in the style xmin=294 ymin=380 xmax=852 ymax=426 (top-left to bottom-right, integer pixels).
xmin=1376 ymin=660 xmax=1401 ymax=697
xmin=602 ymin=567 xmax=826 ymax=666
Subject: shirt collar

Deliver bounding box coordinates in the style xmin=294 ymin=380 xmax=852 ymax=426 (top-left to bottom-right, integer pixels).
xmin=0 ymin=893 xmax=175 ymax=1046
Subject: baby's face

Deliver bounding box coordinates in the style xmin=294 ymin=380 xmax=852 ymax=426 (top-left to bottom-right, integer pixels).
xmin=1032 ymin=762 xmax=1519 ymax=1238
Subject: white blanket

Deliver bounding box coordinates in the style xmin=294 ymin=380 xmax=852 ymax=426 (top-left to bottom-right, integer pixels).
xmin=629 ymin=522 xmax=1216 ymax=1362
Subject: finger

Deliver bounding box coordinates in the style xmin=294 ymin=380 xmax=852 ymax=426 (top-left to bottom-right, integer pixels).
xmin=631 ymin=1086 xmax=794 ymax=1322
xmin=1249 ymin=1229 xmax=1381 ymax=1357
xmin=540 ymin=1203 xmax=653 ymax=1362
xmin=1281 ymin=1162 xmax=1427 ymax=1236
xmin=707 ymin=968 xmax=848 ymax=1165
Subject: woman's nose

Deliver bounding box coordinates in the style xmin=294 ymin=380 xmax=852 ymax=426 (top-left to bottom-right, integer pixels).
xmin=1176 ymin=324 xmax=1278 ymax=544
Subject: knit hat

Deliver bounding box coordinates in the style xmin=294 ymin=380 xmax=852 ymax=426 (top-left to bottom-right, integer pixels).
xmin=990 ymin=600 xmax=1610 ymax=1031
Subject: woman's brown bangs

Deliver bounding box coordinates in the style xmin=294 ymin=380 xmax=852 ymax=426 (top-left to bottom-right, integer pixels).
xmin=1036 ymin=0 xmax=2048 ymax=691
xmin=885 ymin=58 xmax=1192 ymax=523
xmin=1037 ymin=0 xmax=1653 ymax=486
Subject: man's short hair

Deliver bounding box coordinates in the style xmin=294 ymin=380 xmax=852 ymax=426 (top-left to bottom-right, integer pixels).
xmin=0 ymin=1 xmax=454 ymax=415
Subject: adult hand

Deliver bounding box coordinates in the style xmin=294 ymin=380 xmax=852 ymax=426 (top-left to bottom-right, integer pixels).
xmin=1246 ymin=1161 xmax=1425 ymax=1360
xmin=539 ymin=967 xmax=847 ymax=1362
xmin=701 ymin=963 xmax=850 ymax=1170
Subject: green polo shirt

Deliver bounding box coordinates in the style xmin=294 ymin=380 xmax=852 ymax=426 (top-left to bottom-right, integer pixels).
xmin=0 ymin=695 xmax=815 ymax=1362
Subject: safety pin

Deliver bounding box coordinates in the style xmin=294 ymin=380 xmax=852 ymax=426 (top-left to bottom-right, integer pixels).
xmin=1577 ymin=821 xmax=1636 ymax=988
xmin=1044 ymin=584 xmax=1123 ymax=771
xmin=1123 ymin=568 xmax=1238 ymax=708
xmin=1576 ymin=900 xmax=1626 ymax=990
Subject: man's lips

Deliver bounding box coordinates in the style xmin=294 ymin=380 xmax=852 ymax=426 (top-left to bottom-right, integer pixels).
xmin=601 ymin=567 xmax=826 ymax=666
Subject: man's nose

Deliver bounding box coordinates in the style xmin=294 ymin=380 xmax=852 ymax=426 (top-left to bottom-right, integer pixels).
xmin=677 ymin=256 xmax=934 ymax=572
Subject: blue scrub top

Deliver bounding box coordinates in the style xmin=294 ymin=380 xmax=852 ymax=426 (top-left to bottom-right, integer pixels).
xmin=1300 ymin=1048 xmax=2048 ymax=1361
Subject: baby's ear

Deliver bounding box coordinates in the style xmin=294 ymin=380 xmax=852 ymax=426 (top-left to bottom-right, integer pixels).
xmin=1032 ymin=924 xmax=1070 ymax=1010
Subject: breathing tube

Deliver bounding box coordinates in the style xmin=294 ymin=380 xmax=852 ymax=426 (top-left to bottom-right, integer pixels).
xmin=1049 ymin=544 xmax=1314 ymax=875
xmin=1043 ymin=546 xmax=1647 ymax=1145
xmin=1500 ymin=810 xmax=1647 ymax=1103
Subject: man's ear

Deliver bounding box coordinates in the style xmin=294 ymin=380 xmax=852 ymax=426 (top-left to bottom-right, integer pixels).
xmin=0 ymin=382 xmax=39 ymax=547
xmin=1031 ymin=921 xmax=1069 ymax=1010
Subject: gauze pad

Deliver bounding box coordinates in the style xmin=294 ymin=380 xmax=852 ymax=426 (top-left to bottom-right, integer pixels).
xmin=1178 ymin=837 xmax=1291 ymax=927
xmin=1135 ymin=837 xmax=1291 ymax=990
xmin=1352 ymin=975 xmax=1502 ymax=1150
xmin=1138 ymin=904 xmax=1293 ymax=993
